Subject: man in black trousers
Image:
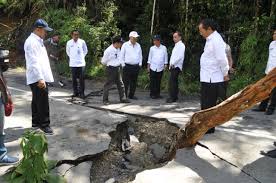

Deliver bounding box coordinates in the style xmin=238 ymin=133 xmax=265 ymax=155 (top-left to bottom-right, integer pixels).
xmin=199 ymin=19 xmax=229 ymax=134
xmin=101 ymin=36 xmax=129 ymax=104
xmin=147 ymin=35 xmax=168 ymax=99
xmin=253 ymin=28 xmax=276 ymax=115
xmin=24 ymin=19 xmax=54 ymax=135
xmin=166 ymin=31 xmax=185 ymax=103
xmin=66 ymin=30 xmax=88 ymax=99
xmin=120 ymin=31 xmax=143 ymax=100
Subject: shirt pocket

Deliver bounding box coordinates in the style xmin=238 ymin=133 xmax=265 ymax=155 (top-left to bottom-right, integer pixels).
xmin=270 ymin=47 xmax=276 ymax=57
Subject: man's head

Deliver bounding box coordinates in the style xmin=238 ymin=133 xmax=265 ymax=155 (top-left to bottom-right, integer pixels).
xmin=71 ymin=30 xmax=80 ymax=42
xmin=52 ymin=32 xmax=60 ymax=43
xmin=173 ymin=31 xmax=182 ymax=43
xmin=153 ymin=35 xmax=161 ymax=47
xmin=199 ymin=19 xmax=217 ymax=39
xmin=33 ymin=19 xmax=53 ymax=39
xmin=273 ymin=29 xmax=276 ymax=41
xmin=129 ymin=31 xmax=139 ymax=44
xmin=112 ymin=36 xmax=124 ymax=49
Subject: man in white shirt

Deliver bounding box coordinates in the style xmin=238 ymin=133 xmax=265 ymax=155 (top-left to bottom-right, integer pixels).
xmin=166 ymin=31 xmax=185 ymax=103
xmin=24 ymin=19 xmax=54 ymax=135
xmin=147 ymin=35 xmax=168 ymax=99
xmin=66 ymin=30 xmax=88 ymax=99
xmin=101 ymin=36 xmax=129 ymax=105
xmin=253 ymin=29 xmax=276 ymax=115
xmin=199 ymin=19 xmax=229 ymax=134
xmin=120 ymin=31 xmax=143 ymax=100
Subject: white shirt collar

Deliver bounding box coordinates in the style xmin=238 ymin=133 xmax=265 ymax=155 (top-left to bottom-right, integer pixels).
xmin=175 ymin=40 xmax=183 ymax=46
xmin=31 ymin=33 xmax=43 ymax=43
xmin=128 ymin=40 xmax=137 ymax=46
xmin=206 ymin=31 xmax=218 ymax=41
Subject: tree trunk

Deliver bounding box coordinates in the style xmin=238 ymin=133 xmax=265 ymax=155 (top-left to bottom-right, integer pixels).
xmin=167 ymin=68 xmax=276 ymax=160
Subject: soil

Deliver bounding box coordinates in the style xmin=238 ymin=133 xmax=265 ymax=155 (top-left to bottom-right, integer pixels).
xmin=90 ymin=116 xmax=179 ymax=183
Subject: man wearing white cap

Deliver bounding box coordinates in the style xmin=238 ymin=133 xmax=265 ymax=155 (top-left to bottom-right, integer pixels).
xmin=120 ymin=31 xmax=143 ymax=100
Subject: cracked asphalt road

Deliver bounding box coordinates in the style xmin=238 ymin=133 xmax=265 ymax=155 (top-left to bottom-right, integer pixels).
xmin=0 ymin=68 xmax=276 ymax=183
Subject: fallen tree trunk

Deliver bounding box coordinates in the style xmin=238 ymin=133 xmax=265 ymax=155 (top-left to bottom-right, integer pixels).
xmin=168 ymin=68 xmax=276 ymax=159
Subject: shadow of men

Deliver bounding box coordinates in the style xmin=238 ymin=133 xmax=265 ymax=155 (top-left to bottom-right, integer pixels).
xmin=260 ymin=142 xmax=276 ymax=158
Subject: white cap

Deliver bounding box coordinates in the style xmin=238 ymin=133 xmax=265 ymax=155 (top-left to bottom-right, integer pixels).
xmin=129 ymin=31 xmax=140 ymax=38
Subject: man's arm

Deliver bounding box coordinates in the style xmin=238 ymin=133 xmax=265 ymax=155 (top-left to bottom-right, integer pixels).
xmin=171 ymin=44 xmax=185 ymax=66
xmin=0 ymin=73 xmax=9 ymax=104
xmin=120 ymin=44 xmax=126 ymax=67
xmin=25 ymin=42 xmax=44 ymax=83
xmin=138 ymin=45 xmax=143 ymax=67
xmin=101 ymin=48 xmax=111 ymax=66
xmin=83 ymin=41 xmax=88 ymax=56
xmin=214 ymin=40 xmax=229 ymax=80
xmin=147 ymin=47 xmax=152 ymax=72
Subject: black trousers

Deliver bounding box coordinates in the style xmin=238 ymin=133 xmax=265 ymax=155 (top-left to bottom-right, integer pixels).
xmin=30 ymin=83 xmax=50 ymax=127
xmin=122 ymin=64 xmax=140 ymax=98
xmin=168 ymin=67 xmax=181 ymax=100
xmin=150 ymin=69 xmax=163 ymax=97
xmin=103 ymin=66 xmax=126 ymax=102
xmin=200 ymin=82 xmax=226 ymax=110
xmin=71 ymin=67 xmax=85 ymax=96
xmin=259 ymin=87 xmax=276 ymax=111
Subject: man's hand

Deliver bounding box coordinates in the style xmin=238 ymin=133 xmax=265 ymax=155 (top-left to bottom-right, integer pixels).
xmin=147 ymin=64 xmax=150 ymax=73
xmin=224 ymin=75 xmax=230 ymax=81
xmin=229 ymin=67 xmax=235 ymax=74
xmin=164 ymin=64 xmax=168 ymax=71
xmin=37 ymin=80 xmax=46 ymax=89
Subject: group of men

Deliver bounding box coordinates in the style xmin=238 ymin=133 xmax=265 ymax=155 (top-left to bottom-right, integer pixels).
xmin=22 ymin=17 xmax=276 ymax=138
xmin=102 ymin=30 xmax=185 ymax=104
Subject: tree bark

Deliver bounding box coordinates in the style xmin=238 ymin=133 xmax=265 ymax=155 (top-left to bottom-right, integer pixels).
xmin=167 ymin=68 xmax=276 ymax=160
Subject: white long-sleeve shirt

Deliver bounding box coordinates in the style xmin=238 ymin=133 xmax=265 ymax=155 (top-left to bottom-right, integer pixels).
xmin=169 ymin=41 xmax=185 ymax=70
xmin=66 ymin=38 xmax=88 ymax=67
xmin=120 ymin=41 xmax=142 ymax=66
xmin=101 ymin=44 xmax=122 ymax=67
xmin=24 ymin=33 xmax=54 ymax=85
xmin=147 ymin=44 xmax=168 ymax=72
xmin=265 ymin=41 xmax=276 ymax=74
xmin=200 ymin=31 xmax=229 ymax=83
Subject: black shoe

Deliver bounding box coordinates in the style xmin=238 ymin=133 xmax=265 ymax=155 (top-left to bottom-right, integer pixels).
xmin=166 ymin=98 xmax=177 ymax=103
xmin=120 ymin=99 xmax=130 ymax=103
xmin=156 ymin=95 xmax=163 ymax=99
xmin=150 ymin=95 xmax=158 ymax=99
xmin=252 ymin=107 xmax=266 ymax=112
xmin=79 ymin=94 xmax=85 ymax=99
xmin=206 ymin=128 xmax=215 ymax=134
xmin=103 ymin=101 xmax=110 ymax=105
xmin=72 ymin=93 xmax=79 ymax=98
xmin=40 ymin=126 xmax=54 ymax=135
xmin=274 ymin=142 xmax=276 ymax=147
xmin=265 ymin=109 xmax=274 ymax=115
xmin=129 ymin=96 xmax=138 ymax=100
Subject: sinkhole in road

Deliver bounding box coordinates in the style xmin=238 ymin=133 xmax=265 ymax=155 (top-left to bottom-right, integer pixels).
xmin=89 ymin=116 xmax=179 ymax=183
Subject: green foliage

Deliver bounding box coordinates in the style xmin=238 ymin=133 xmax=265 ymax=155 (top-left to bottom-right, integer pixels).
xmin=43 ymin=1 xmax=120 ymax=78
xmin=4 ymin=131 xmax=66 ymax=183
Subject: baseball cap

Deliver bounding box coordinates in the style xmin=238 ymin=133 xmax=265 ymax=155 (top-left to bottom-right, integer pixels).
xmin=153 ymin=35 xmax=161 ymax=40
xmin=34 ymin=19 xmax=53 ymax=32
xmin=129 ymin=31 xmax=140 ymax=38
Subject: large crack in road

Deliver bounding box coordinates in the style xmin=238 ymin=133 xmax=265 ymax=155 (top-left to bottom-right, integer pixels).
xmin=56 ymin=98 xmax=263 ymax=183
